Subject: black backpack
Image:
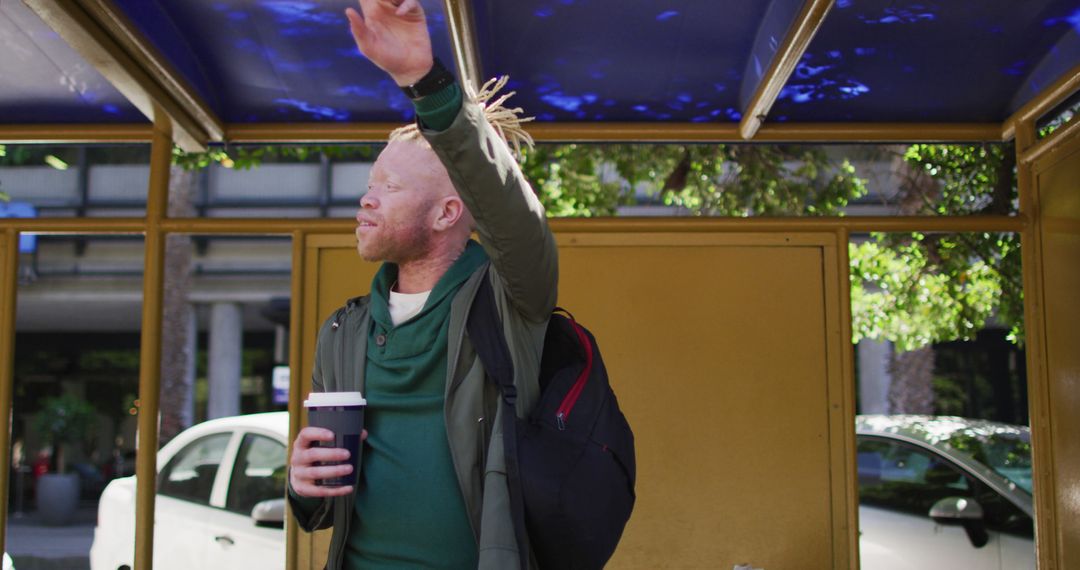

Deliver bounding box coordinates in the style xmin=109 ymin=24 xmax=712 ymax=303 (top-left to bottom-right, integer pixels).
xmin=467 ymin=271 xmax=636 ymax=569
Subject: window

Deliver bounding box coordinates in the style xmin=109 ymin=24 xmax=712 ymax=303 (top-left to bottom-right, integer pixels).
xmin=857 ymin=436 xmax=1034 ymax=539
xmin=225 ymin=434 xmax=287 ymax=515
xmin=856 ymin=437 xmax=972 ymax=517
xmin=158 ymin=433 xmax=232 ymax=505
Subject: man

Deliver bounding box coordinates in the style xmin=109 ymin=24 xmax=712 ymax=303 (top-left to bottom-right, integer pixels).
xmin=287 ymin=1 xmax=556 ymax=568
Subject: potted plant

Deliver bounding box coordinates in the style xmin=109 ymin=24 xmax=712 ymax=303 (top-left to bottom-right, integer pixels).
xmin=32 ymin=393 xmax=96 ymax=525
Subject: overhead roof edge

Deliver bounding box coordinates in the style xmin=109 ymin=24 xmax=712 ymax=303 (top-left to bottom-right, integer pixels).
xmin=0 ymin=124 xmax=153 ymax=143
xmin=218 ymin=121 xmax=1001 ymax=144
xmin=1003 ymin=62 xmax=1080 ymax=142
xmin=22 ymin=0 xmax=215 ymax=152
xmin=739 ymin=0 xmax=835 ymax=140
xmin=76 ymin=0 xmax=224 ymax=142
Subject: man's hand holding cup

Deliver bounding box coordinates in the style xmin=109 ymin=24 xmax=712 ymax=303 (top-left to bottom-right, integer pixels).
xmin=290 ymin=392 xmax=368 ymax=498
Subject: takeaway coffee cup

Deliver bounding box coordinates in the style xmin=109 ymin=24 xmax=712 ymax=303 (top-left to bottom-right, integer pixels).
xmin=303 ymin=391 xmax=366 ymax=487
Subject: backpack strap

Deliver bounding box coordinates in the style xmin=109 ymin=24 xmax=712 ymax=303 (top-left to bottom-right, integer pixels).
xmin=466 ymin=268 xmax=531 ymax=570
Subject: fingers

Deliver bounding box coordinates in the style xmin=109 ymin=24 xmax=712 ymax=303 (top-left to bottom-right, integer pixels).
xmin=345 ymin=7 xmax=368 ymax=45
xmin=395 ymin=0 xmax=422 ymax=17
xmin=289 ymin=427 xmax=356 ymax=498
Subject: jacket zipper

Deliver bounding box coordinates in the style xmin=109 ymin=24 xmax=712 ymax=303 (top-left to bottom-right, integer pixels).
xmin=555 ymin=319 xmax=593 ymax=430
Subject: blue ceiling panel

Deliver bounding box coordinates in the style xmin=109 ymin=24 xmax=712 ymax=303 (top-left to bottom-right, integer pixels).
xmin=0 ymin=1 xmax=143 ymax=124
xmin=472 ymin=0 xmax=789 ymax=123
xmin=111 ymin=0 xmax=458 ymax=124
xmin=768 ymin=0 xmax=1080 ymax=123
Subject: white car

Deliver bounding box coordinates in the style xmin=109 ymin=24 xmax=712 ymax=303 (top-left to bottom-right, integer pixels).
xmin=90 ymin=412 xmax=288 ymax=570
xmin=92 ymin=412 xmax=1035 ymax=569
xmin=3 ymin=551 xmax=13 ymax=570
xmin=857 ymin=415 xmax=1034 ymax=570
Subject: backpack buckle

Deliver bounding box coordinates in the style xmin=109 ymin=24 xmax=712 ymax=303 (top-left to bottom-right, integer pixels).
xmin=502 ymin=384 xmax=517 ymax=406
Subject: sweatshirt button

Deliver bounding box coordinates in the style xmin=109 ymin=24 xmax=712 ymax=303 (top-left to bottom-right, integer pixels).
xmin=375 ymin=334 xmax=386 ymax=347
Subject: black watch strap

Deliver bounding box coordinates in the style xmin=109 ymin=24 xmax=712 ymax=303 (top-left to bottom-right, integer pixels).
xmin=400 ymin=58 xmax=455 ymax=100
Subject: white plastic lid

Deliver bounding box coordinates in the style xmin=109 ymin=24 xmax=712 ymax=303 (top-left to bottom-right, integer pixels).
xmin=303 ymin=391 xmax=366 ymax=408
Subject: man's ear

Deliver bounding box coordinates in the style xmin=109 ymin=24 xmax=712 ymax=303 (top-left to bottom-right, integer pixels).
xmin=432 ymin=196 xmax=465 ymax=232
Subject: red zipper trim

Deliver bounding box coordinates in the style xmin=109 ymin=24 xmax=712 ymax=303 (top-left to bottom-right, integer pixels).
xmin=556 ymin=318 xmax=593 ymax=427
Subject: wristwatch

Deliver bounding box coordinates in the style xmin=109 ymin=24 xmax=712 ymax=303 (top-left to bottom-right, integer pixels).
xmin=400 ymin=58 xmax=456 ymax=100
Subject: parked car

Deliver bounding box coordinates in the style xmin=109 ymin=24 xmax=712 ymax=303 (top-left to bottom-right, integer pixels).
xmin=92 ymin=412 xmax=1035 ymax=569
xmin=857 ymin=415 xmax=1034 ymax=570
xmin=90 ymin=412 xmax=288 ymax=570
xmin=3 ymin=551 xmax=14 ymax=570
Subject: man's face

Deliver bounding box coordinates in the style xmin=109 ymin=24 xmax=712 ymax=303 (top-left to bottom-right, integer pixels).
xmin=355 ymin=140 xmax=447 ymax=263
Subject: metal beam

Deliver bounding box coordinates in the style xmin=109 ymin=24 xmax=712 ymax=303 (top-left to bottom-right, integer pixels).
xmin=224 ymin=123 xmax=399 ymax=143
xmin=285 ymin=230 xmax=305 ymax=570
xmin=0 ymin=123 xmax=154 ymax=143
xmin=133 ymin=108 xmax=170 ymax=570
xmin=1020 ymin=109 xmax=1080 ymax=165
xmin=222 ymin=121 xmax=1002 ymax=143
xmin=738 ymin=0 xmax=835 ymax=140
xmin=442 ymin=0 xmax=483 ymax=91
xmin=23 ymin=0 xmax=213 ymax=151
xmin=76 ymin=0 xmax=224 ymax=142
xmin=0 ymin=230 xmax=19 ymax=562
xmin=0 ymin=214 xmax=1026 ymax=235
xmin=1003 ymin=62 xmax=1080 ymax=142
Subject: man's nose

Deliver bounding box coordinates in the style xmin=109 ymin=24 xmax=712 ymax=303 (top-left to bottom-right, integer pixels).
xmin=359 ymin=191 xmax=378 ymax=209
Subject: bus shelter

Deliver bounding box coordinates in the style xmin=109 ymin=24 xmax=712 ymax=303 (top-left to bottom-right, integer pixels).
xmin=1 ymin=1 xmax=1078 ymax=568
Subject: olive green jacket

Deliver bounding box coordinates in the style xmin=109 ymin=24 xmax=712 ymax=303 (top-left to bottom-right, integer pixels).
xmin=289 ymin=100 xmax=558 ymax=570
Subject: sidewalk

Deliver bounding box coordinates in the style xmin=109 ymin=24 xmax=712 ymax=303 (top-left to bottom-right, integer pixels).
xmin=6 ymin=505 xmax=95 ymax=570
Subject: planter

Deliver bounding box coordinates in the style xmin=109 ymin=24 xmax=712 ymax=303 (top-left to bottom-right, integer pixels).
xmin=35 ymin=473 xmax=81 ymax=525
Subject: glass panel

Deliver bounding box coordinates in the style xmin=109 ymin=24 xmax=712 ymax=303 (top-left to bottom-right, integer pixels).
xmin=7 ymin=234 xmax=145 ymax=568
xmin=857 ymin=438 xmax=972 ymax=516
xmin=0 ymin=144 xmax=150 ymax=218
xmin=522 ymin=142 xmax=1017 ymax=217
xmin=171 ymin=144 xmax=379 ymax=218
xmin=225 ymin=434 xmax=287 ymax=515
xmin=157 ymin=433 xmax=232 ymax=505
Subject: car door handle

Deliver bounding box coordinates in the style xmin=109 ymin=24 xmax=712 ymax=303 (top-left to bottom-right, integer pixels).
xmin=214 ymin=535 xmax=235 ymax=546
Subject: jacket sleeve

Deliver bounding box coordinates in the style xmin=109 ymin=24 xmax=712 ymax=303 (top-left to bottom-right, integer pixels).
xmin=286 ymin=314 xmax=337 ymax=531
xmin=422 ymin=101 xmax=558 ymax=323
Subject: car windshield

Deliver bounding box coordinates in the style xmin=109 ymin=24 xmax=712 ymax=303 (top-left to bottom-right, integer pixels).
xmin=945 ymin=431 xmax=1032 ymax=494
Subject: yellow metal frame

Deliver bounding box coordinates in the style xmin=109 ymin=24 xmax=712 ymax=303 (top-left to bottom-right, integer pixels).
xmin=21 ymin=0 xmax=216 ymax=151
xmin=217 ymin=122 xmax=1011 ymax=144
xmin=739 ymin=0 xmax=835 ymax=139
xmin=442 ymin=0 xmax=483 ymax=92
xmin=0 ymin=1 xmax=1078 ymax=568
xmin=0 ymin=230 xmax=18 ymax=559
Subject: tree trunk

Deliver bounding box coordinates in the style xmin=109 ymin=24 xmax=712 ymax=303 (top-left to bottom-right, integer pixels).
xmin=887 ymin=343 xmax=935 ymax=414
xmin=883 ymin=146 xmax=940 ymax=414
xmin=159 ymin=165 xmax=196 ymax=444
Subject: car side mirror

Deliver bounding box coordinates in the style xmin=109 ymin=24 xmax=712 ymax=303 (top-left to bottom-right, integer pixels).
xmin=251 ymin=498 xmax=286 ymax=529
xmin=929 ymin=497 xmax=989 ymax=548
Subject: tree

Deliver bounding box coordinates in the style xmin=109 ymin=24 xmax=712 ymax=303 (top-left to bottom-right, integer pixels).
xmin=173 ymin=136 xmax=1020 ymax=416
xmin=519 ymin=140 xmax=1021 ymax=416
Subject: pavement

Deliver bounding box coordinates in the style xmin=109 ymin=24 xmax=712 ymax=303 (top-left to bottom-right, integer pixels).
xmin=5 ymin=503 xmax=96 ymax=570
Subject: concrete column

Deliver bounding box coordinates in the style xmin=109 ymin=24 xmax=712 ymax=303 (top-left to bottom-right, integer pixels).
xmin=857 ymin=339 xmax=892 ymax=415
xmin=181 ymin=308 xmax=196 ymax=427
xmin=208 ymin=303 xmax=242 ymax=419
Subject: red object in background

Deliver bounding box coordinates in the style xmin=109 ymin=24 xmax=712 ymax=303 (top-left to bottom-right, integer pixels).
xmin=32 ymin=449 xmax=51 ymax=480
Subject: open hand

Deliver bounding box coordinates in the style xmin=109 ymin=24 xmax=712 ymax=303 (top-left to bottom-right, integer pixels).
xmin=346 ymin=0 xmax=434 ymax=86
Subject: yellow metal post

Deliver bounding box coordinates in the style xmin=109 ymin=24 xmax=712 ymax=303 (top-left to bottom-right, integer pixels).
xmin=133 ymin=109 xmax=172 ymax=570
xmin=286 ymin=230 xmax=305 ymax=570
xmin=836 ymin=227 xmax=860 ymax=569
xmin=1016 ymin=117 xmax=1059 ymax=570
xmin=0 ymin=230 xmax=19 ymax=559
xmin=739 ymin=0 xmax=835 ymax=139
xmin=441 ymin=0 xmax=483 ymax=91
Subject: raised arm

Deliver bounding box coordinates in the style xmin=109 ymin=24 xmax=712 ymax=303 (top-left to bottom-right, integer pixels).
xmin=346 ymin=0 xmax=557 ymax=321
